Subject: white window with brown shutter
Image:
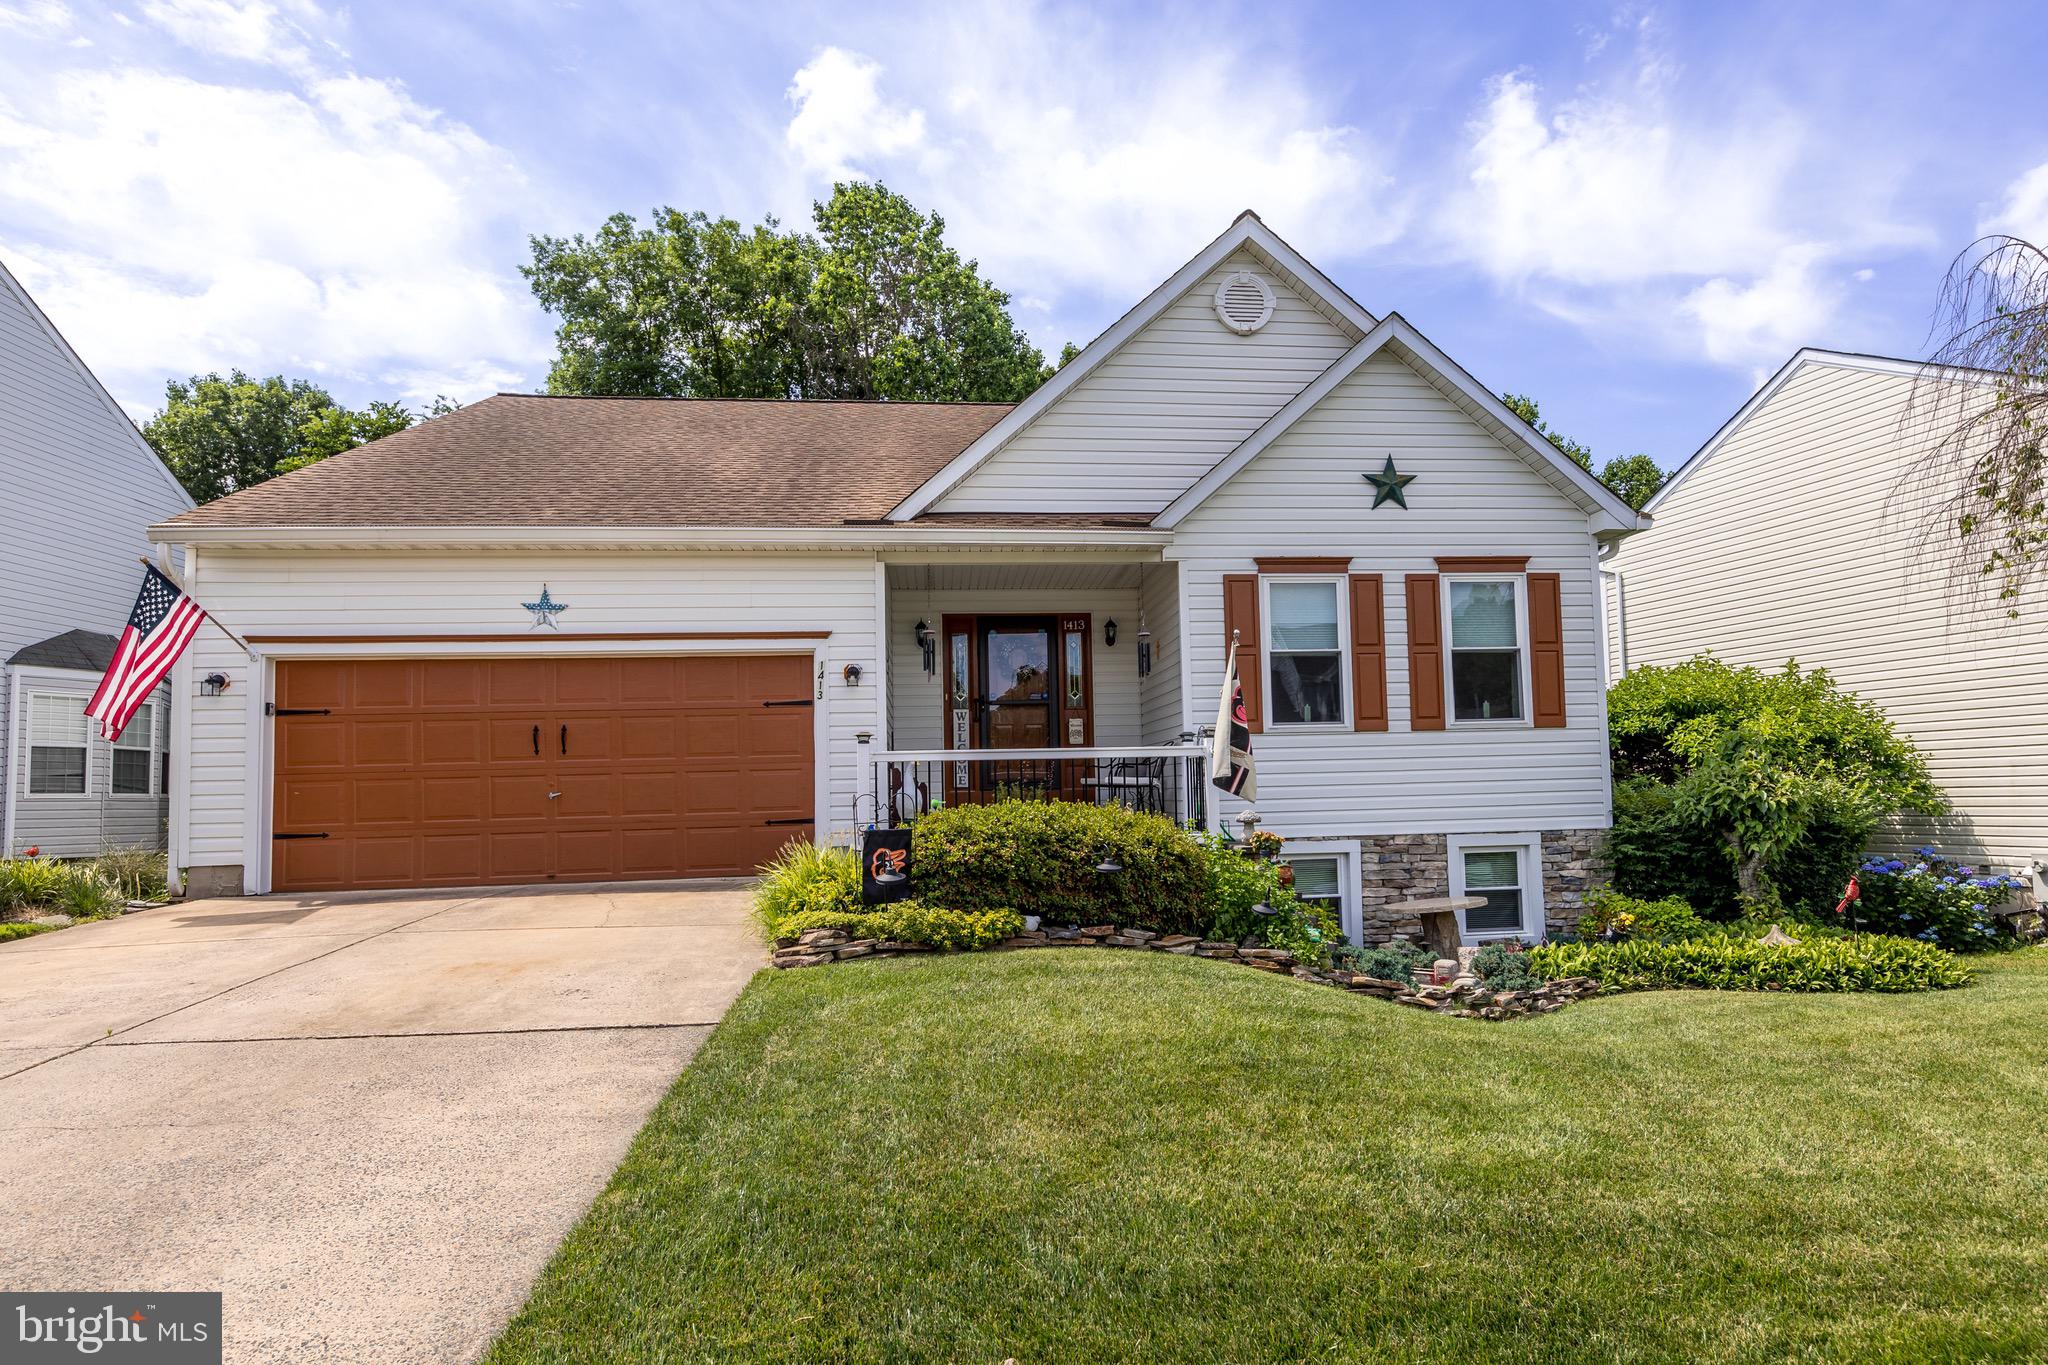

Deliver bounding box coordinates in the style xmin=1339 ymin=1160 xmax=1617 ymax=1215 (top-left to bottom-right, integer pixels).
xmin=1234 ymin=560 xmax=1388 ymax=733
xmin=1407 ymin=558 xmax=1566 ymax=730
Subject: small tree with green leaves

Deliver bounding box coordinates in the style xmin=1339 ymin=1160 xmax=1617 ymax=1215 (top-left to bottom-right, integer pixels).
xmin=1500 ymin=392 xmax=1665 ymax=509
xmin=1608 ymin=657 xmax=1944 ymax=910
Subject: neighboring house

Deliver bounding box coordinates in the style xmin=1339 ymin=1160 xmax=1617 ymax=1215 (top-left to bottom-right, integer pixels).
xmin=151 ymin=212 xmax=1645 ymax=945
xmin=1604 ymin=349 xmax=2042 ymax=881
xmin=2 ymin=259 xmax=193 ymax=860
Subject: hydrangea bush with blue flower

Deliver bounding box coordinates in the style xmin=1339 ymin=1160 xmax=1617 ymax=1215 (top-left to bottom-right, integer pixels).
xmin=1848 ymin=846 xmax=2027 ymax=950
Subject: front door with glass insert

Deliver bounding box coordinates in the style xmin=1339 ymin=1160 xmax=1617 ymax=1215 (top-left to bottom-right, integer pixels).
xmin=940 ymin=613 xmax=1092 ymax=801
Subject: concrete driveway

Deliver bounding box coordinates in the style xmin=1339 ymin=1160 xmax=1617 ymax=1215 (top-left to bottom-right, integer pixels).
xmin=0 ymin=881 xmax=765 ymax=1363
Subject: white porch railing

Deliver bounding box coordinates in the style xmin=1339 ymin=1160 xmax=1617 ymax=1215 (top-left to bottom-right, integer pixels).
xmin=869 ymin=745 xmax=1212 ymax=829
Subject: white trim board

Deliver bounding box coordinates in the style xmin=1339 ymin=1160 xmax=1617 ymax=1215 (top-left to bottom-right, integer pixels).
xmin=885 ymin=211 xmax=1378 ymax=522
xmin=1154 ymin=313 xmax=1650 ymax=532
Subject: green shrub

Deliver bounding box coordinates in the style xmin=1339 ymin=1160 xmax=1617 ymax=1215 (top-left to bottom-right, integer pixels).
xmin=1608 ymin=777 xmax=1741 ymax=915
xmin=753 ymin=839 xmax=862 ymax=934
xmin=910 ymin=801 xmax=1207 ymax=937
xmin=1471 ymin=942 xmax=1543 ymax=990
xmin=1606 ymin=658 xmax=1944 ymax=911
xmin=773 ymin=901 xmax=1024 ymax=951
xmin=1575 ymin=887 xmax=1713 ymax=943
xmin=0 ymin=857 xmax=68 ymax=914
xmin=92 ymin=848 xmax=168 ymax=902
xmin=877 ymin=902 xmax=1023 ymax=950
xmin=0 ymin=921 xmax=57 ymax=942
xmin=1335 ymin=940 xmax=1427 ymax=984
xmin=55 ymin=867 xmax=125 ymax=919
xmin=1528 ymin=935 xmax=1969 ymax=993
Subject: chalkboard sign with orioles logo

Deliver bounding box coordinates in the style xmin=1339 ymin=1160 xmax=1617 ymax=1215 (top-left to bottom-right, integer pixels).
xmin=861 ymin=826 xmax=914 ymax=905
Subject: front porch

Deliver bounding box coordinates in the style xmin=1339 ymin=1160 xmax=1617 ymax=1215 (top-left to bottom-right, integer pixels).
xmin=872 ymin=559 xmax=1208 ymax=825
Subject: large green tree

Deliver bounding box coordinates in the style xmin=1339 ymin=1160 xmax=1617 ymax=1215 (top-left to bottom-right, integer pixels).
xmin=524 ymin=182 xmax=1057 ymax=402
xmin=1500 ymin=392 xmax=1666 ymax=509
xmin=144 ymin=372 xmax=428 ymax=502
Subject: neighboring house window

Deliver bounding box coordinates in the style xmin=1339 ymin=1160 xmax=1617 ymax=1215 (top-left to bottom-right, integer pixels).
xmin=1445 ymin=576 xmax=1525 ymax=722
xmin=1282 ymin=839 xmax=1362 ymax=946
xmin=112 ymin=703 xmax=154 ymax=795
xmin=1448 ymin=833 xmax=1546 ymax=941
xmin=1263 ymin=578 xmax=1348 ymax=726
xmin=28 ymin=693 xmax=89 ymax=795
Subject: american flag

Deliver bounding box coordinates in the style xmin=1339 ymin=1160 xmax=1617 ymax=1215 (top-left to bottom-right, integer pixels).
xmin=86 ymin=564 xmax=208 ymax=743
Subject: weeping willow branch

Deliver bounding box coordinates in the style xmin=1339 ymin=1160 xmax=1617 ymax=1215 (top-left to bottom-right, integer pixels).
xmin=1902 ymin=235 xmax=2048 ymax=617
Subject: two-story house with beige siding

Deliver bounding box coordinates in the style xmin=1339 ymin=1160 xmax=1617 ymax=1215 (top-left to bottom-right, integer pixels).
xmin=2 ymin=259 xmax=194 ymax=860
xmin=150 ymin=212 xmax=1646 ymax=944
xmin=1604 ymin=349 xmax=2045 ymax=883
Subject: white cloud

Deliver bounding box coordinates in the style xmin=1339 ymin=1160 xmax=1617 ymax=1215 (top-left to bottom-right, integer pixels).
xmin=0 ymin=65 xmax=547 ymax=412
xmin=775 ymin=16 xmax=1399 ymax=313
xmin=1444 ymin=62 xmax=1927 ymax=369
xmin=1451 ymin=71 xmax=1803 ymax=287
xmin=137 ymin=0 xmax=320 ymax=73
xmin=1983 ymin=159 xmax=2048 ymax=244
xmin=785 ymin=47 xmax=928 ymax=181
xmin=0 ymin=0 xmax=73 ymax=34
xmin=1679 ymin=245 xmax=1837 ymax=369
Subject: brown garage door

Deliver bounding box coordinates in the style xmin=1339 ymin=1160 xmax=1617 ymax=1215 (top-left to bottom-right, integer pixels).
xmin=272 ymin=655 xmax=815 ymax=892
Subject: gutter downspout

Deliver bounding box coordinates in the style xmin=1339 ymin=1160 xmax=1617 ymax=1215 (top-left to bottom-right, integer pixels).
xmin=2 ymin=666 xmax=18 ymax=857
xmin=1596 ymin=540 xmax=1627 ymax=684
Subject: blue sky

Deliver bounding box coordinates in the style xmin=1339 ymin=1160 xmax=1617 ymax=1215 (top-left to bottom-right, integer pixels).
xmin=2 ymin=0 xmax=2044 ymax=472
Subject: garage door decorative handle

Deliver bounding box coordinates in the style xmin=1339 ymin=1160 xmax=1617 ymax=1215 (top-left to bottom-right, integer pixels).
xmin=532 ymin=724 xmax=540 ymax=755
xmin=762 ymin=698 xmax=814 ymax=708
xmin=560 ymin=724 xmax=568 ymax=755
xmin=764 ymin=817 xmax=813 ymax=825
xmin=273 ymin=831 xmax=329 ymax=840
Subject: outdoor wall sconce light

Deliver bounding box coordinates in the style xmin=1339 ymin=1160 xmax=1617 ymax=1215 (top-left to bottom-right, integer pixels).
xmin=842 ymin=663 xmax=864 ymax=686
xmin=199 ymin=672 xmax=231 ymax=696
xmin=1103 ymin=618 xmax=1118 ymax=647
xmin=914 ymin=618 xmax=936 ymax=676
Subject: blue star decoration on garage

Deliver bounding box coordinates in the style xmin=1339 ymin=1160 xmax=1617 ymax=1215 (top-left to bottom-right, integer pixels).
xmin=523 ymin=585 xmax=568 ymax=629
xmin=1363 ymin=456 xmax=1416 ymax=509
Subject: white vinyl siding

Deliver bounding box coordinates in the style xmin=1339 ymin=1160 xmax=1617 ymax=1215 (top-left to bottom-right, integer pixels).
xmin=1172 ymin=351 xmax=1612 ymax=835
xmin=930 ymin=250 xmax=1356 ymax=515
xmin=179 ymin=551 xmax=879 ymax=886
xmin=1608 ymin=358 xmax=2045 ymax=871
xmin=1137 ymin=561 xmax=1185 ymax=743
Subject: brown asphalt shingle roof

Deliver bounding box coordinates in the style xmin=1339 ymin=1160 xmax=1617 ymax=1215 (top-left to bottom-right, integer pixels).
xmin=163 ymin=394 xmax=1020 ymax=529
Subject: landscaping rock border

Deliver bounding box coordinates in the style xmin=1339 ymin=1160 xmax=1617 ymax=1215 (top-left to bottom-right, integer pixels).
xmin=770 ymin=925 xmax=1603 ymax=1020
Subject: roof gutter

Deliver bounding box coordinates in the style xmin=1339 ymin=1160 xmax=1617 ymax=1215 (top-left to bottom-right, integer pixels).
xmin=149 ymin=523 xmax=1178 ymax=551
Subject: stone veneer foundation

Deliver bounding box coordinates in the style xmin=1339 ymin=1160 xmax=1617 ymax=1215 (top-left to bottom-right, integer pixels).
xmin=1333 ymin=828 xmax=1605 ymax=945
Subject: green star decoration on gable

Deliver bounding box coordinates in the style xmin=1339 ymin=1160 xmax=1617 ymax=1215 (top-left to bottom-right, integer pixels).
xmin=1363 ymin=456 xmax=1417 ymax=509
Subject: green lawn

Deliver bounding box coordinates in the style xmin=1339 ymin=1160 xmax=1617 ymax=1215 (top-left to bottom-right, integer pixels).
xmin=485 ymin=949 xmax=2048 ymax=1364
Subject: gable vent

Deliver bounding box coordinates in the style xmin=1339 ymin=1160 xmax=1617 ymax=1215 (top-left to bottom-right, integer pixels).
xmin=1214 ymin=271 xmax=1276 ymax=334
